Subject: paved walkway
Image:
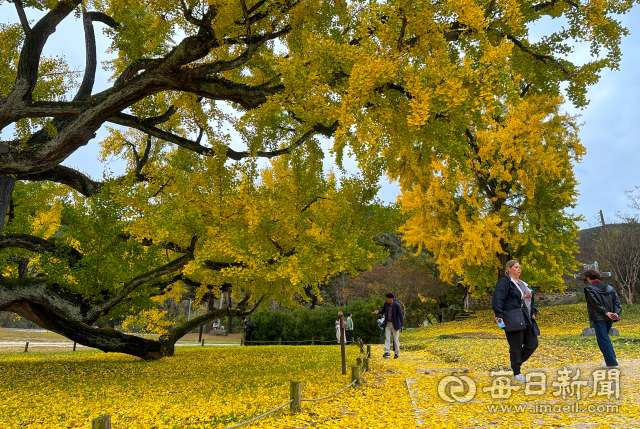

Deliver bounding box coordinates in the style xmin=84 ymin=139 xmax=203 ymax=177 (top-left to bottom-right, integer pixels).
xmin=402 ymin=356 xmax=640 ymax=428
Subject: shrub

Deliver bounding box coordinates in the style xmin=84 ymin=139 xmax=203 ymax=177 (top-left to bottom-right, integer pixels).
xmin=248 ymin=297 xmax=385 ymax=344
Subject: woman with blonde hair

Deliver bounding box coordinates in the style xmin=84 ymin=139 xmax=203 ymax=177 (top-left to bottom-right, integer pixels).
xmin=492 ymin=260 xmax=540 ymax=383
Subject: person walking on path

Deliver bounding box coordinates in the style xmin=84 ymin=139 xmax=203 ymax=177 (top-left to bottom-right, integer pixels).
xmin=346 ymin=312 xmax=354 ymax=344
xmin=492 ymin=260 xmax=540 ymax=383
xmin=373 ymin=293 xmax=404 ymax=359
xmin=583 ymin=269 xmax=622 ymax=369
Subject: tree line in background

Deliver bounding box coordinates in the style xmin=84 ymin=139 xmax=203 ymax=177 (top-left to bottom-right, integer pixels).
xmin=577 ymin=188 xmax=640 ymax=305
xmin=2 ymin=0 xmax=638 ymax=359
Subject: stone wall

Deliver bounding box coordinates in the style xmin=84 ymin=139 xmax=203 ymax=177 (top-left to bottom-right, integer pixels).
xmin=468 ymin=291 xmax=577 ymax=310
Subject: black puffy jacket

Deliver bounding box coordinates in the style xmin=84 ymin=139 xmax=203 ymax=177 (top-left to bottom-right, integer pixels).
xmin=585 ymin=281 xmax=622 ymax=322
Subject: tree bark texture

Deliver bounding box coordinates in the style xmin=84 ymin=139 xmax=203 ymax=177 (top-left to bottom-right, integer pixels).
xmin=0 ymin=175 xmax=16 ymax=234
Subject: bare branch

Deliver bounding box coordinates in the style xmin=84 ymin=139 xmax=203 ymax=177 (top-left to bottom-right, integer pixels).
xmin=75 ymin=12 xmax=121 ymax=101
xmin=12 ymin=0 xmax=31 ymax=34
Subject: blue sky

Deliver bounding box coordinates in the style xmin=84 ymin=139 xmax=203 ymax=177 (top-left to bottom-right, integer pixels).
xmin=1 ymin=4 xmax=639 ymax=229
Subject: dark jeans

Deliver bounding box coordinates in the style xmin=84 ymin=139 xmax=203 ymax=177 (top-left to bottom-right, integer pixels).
xmin=593 ymin=320 xmax=618 ymax=366
xmin=346 ymin=329 xmax=353 ymax=344
xmin=245 ymin=330 xmax=253 ymax=346
xmin=505 ymin=325 xmax=538 ymax=375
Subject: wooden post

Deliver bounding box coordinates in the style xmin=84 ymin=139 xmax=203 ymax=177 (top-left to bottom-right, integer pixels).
xmin=364 ymin=358 xmax=370 ymax=373
xmin=289 ymin=381 xmax=301 ymax=413
xmin=279 ymin=337 xmax=282 ymax=346
xmin=92 ymin=415 xmax=111 ymax=429
xmin=240 ymin=335 xmax=244 ymax=346
xmin=73 ymin=342 xmax=77 ymax=352
xmin=198 ymin=324 xmax=204 ymax=343
xmin=351 ymin=366 xmax=361 ymax=385
xmin=366 ymin=344 xmax=371 ymax=359
xmin=201 ymin=339 xmax=205 ymax=347
xmin=24 ymin=342 xmax=28 ymax=352
xmin=311 ymin=337 xmax=314 ymax=345
xmin=340 ymin=316 xmax=346 ymax=375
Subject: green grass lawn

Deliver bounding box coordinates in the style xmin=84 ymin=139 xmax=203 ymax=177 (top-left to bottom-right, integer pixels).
xmin=0 ymin=327 xmax=241 ymax=344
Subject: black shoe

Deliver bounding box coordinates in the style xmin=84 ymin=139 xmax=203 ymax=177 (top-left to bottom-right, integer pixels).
xmin=394 ymin=354 xmax=399 ymax=359
xmin=383 ymin=352 xmax=391 ymax=358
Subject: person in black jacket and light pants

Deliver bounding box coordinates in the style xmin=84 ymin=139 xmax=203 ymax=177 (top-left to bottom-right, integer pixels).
xmin=492 ymin=260 xmax=540 ymax=383
xmin=583 ymin=269 xmax=622 ymax=368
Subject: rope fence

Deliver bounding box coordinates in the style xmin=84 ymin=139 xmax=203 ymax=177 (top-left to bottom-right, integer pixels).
xmin=89 ymin=345 xmax=373 ymax=429
xmin=223 ymin=399 xmax=295 ymax=429
xmin=244 ymin=338 xmax=345 ymax=345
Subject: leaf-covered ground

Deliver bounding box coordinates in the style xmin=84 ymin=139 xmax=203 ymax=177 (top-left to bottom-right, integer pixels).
xmin=1 ymin=303 xmax=639 ymax=428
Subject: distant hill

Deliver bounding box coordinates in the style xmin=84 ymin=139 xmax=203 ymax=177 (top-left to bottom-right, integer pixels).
xmin=577 ymin=223 xmax=625 ymax=242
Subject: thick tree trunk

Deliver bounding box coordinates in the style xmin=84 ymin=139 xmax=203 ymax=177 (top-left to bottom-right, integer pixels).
xmin=497 ymin=238 xmax=512 ymax=280
xmin=0 ymin=174 xmax=16 ymax=234
xmin=3 ymin=298 xmax=256 ymax=360
xmin=6 ymin=301 xmax=169 ymax=359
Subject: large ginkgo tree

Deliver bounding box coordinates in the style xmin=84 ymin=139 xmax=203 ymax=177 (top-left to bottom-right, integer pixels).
xmin=0 ymin=0 xmax=636 ymax=357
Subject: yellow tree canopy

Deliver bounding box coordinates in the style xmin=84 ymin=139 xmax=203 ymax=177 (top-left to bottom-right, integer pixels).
xmin=0 ymin=0 xmax=636 ymax=356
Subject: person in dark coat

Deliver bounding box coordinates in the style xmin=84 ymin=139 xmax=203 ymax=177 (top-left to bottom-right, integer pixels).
xmin=373 ymin=292 xmax=404 ymax=359
xmin=492 ymin=260 xmax=540 ymax=383
xmin=583 ymin=269 xmax=622 ymax=368
xmin=241 ymin=317 xmax=256 ymax=346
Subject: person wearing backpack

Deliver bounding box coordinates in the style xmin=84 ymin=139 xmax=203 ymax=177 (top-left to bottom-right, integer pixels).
xmin=583 ymin=269 xmax=622 ymax=369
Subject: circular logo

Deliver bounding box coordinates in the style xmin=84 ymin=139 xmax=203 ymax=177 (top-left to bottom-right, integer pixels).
xmin=437 ymin=375 xmax=477 ymax=403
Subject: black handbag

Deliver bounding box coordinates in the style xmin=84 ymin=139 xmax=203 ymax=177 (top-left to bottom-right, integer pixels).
xmin=503 ymin=308 xmax=527 ymax=332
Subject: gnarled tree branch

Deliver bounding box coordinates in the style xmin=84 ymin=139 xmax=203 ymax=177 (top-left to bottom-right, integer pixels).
xmin=0 ymin=233 xmax=83 ymax=267
xmin=16 ymin=165 xmax=102 ymax=196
